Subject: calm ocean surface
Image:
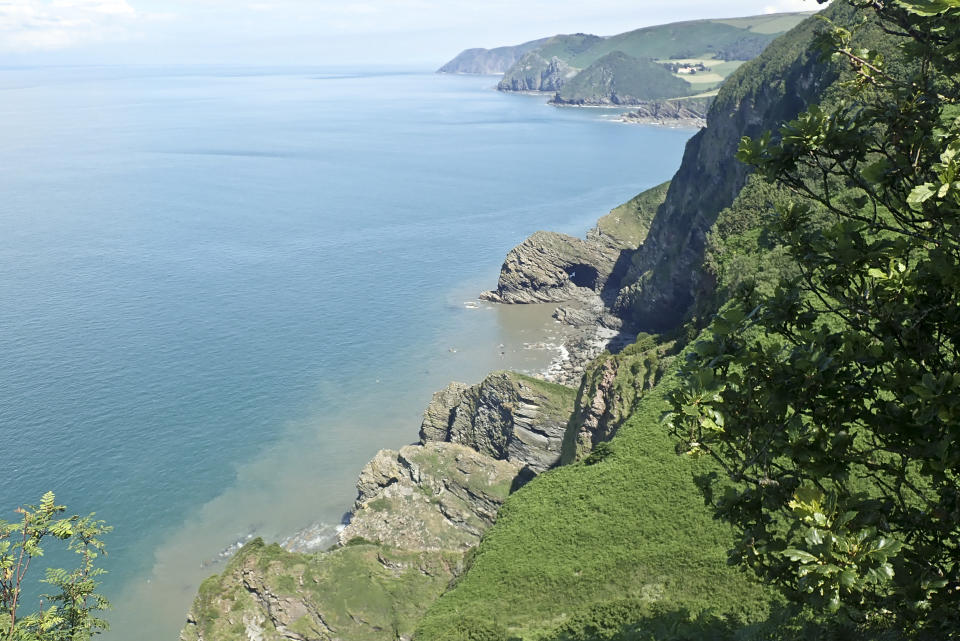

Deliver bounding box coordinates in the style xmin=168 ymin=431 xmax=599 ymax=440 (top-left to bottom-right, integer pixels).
xmin=0 ymin=66 xmax=693 ymax=639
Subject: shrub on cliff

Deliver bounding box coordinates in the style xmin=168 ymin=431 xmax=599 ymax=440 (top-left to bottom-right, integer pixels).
xmin=669 ymin=0 xmax=960 ymax=634
xmin=0 ymin=493 xmax=111 ymax=640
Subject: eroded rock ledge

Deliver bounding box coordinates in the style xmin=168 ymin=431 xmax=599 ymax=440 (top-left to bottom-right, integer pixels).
xmin=479 ymin=230 xmax=622 ymax=305
xmin=618 ymin=97 xmax=712 ymax=128
xmin=419 ymin=371 xmax=576 ymax=473
xmin=340 ymin=442 xmax=522 ymax=552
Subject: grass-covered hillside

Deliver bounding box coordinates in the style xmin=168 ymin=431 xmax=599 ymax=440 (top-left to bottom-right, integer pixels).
xmin=415 ymin=370 xmax=779 ymax=641
xmin=462 ymin=11 xmax=816 ymax=103
xmin=552 ymin=52 xmax=692 ymax=104
xmin=559 ymin=13 xmax=813 ymax=67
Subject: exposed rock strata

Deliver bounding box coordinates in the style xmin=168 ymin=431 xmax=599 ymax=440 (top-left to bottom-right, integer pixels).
xmin=183 ymin=371 xmax=576 ymax=641
xmin=561 ymin=335 xmax=671 ymax=464
xmin=611 ymin=17 xmax=842 ymax=331
xmin=479 ymin=231 xmax=621 ymax=305
xmin=339 ymin=442 xmax=522 ymax=551
xmin=419 ymin=371 xmax=576 ymax=473
xmin=619 ymin=98 xmax=712 ymax=128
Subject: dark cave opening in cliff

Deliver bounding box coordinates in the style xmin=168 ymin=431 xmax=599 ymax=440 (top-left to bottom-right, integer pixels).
xmin=566 ymin=263 xmax=600 ymax=289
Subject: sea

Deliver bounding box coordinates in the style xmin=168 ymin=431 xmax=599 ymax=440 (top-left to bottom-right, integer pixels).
xmin=0 ymin=65 xmax=694 ymax=640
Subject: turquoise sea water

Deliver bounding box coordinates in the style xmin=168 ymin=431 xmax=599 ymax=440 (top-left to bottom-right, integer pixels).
xmin=0 ymin=66 xmax=693 ymax=639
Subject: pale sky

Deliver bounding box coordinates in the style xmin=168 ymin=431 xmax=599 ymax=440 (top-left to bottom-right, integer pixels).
xmin=0 ymin=0 xmax=823 ymax=66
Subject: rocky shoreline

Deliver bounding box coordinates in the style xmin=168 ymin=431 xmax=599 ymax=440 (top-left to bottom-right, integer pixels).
xmin=180 ymin=185 xmax=663 ymax=640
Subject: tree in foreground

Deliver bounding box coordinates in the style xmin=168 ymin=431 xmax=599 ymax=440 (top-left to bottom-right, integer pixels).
xmin=1 ymin=493 xmax=111 ymax=640
xmin=669 ymin=0 xmax=960 ymax=636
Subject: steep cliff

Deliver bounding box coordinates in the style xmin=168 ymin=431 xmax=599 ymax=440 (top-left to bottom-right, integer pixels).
xmin=561 ymin=333 xmax=675 ymax=465
xmin=611 ymin=7 xmax=853 ymax=330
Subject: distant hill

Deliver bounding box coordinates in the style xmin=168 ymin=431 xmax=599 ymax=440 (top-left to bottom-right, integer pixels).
xmin=437 ymin=37 xmax=549 ymax=74
xmin=440 ymin=11 xmax=817 ymax=105
xmin=551 ymin=51 xmax=691 ymax=104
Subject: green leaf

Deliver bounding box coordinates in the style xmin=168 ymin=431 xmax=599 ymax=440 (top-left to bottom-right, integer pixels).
xmin=784 ymin=549 xmax=819 ymax=563
xmin=895 ymin=0 xmax=960 ymax=16
xmin=907 ymin=183 xmax=937 ymax=206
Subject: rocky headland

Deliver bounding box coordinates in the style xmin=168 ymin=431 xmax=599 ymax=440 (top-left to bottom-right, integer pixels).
xmin=181 ymin=174 xmax=671 ymax=641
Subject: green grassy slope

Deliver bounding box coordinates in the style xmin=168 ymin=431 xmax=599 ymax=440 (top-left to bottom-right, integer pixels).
xmin=564 ymin=19 xmax=793 ymax=68
xmin=554 ymin=52 xmax=692 ymax=104
xmin=495 ymin=11 xmax=815 ymax=98
xmin=415 ymin=371 xmax=778 ymax=640
xmin=595 ymin=181 xmax=671 ymax=248
xmin=535 ymin=34 xmax=606 ymax=61
xmin=713 ymin=11 xmax=818 ymax=35
xmin=184 ymin=540 xmax=461 ymax=641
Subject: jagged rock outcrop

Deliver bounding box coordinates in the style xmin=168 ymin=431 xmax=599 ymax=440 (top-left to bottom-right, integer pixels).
xmin=339 ymin=442 xmax=522 ymax=551
xmin=497 ymin=52 xmax=578 ymax=92
xmin=479 ymin=231 xmax=621 ymax=304
xmin=419 ymin=371 xmax=576 ymax=473
xmin=620 ymin=97 xmax=712 ymax=127
xmin=480 ymin=182 xmax=672 ymax=310
xmin=182 ymin=372 xmax=574 ymax=641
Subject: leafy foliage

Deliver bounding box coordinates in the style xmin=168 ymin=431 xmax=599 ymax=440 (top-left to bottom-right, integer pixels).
xmin=0 ymin=493 xmax=110 ymax=641
xmin=669 ymin=0 xmax=960 ymax=635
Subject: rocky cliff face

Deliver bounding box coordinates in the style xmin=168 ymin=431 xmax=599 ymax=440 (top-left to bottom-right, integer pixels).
xmin=619 ymin=97 xmax=713 ymax=128
xmin=611 ymin=11 xmax=845 ymax=331
xmin=339 ymin=443 xmax=522 ymax=551
xmin=497 ymin=52 xmax=578 ymax=92
xmin=419 ymin=371 xmax=576 ymax=473
xmin=561 ymin=335 xmax=673 ymax=464
xmin=479 ymin=230 xmax=625 ymax=305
